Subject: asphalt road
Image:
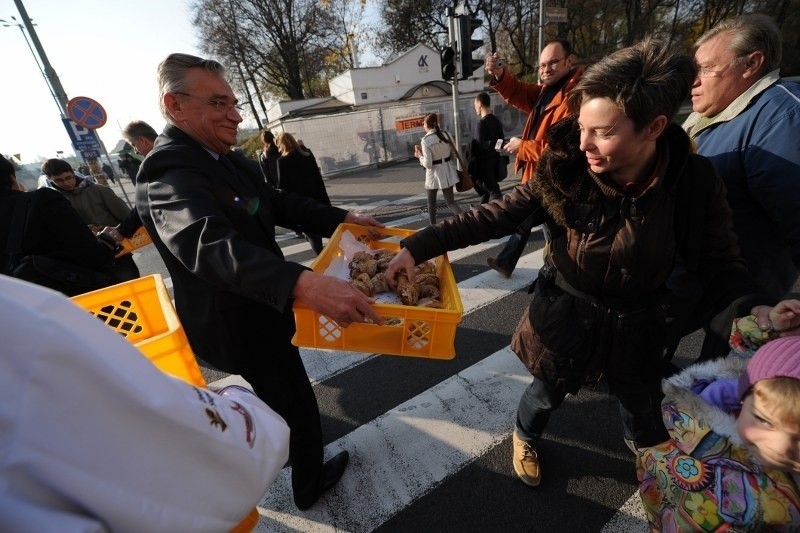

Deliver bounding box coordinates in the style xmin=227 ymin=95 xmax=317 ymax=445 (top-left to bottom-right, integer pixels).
xmin=120 ymin=161 xmax=723 ymax=532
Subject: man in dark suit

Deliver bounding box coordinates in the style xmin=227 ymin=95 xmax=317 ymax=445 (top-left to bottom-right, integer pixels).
xmin=136 ymin=53 xmax=384 ymax=511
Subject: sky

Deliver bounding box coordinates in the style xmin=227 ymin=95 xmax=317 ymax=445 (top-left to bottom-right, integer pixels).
xmin=1 ymin=0 xmax=209 ymax=163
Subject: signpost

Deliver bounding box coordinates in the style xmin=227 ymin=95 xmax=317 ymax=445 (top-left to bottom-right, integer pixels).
xmin=538 ymin=3 xmax=569 ymax=73
xmin=64 ymin=96 xmax=133 ymax=207
xmin=545 ymin=7 xmax=568 ymax=23
xmin=62 ymin=118 xmax=102 ymax=159
xmin=67 ymin=96 xmax=108 ymax=129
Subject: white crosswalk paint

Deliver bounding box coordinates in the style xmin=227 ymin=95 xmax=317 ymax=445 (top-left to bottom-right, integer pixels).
xmin=256 ymin=348 xmax=532 ymax=532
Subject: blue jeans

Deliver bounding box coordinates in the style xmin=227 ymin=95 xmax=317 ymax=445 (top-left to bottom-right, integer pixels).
xmin=515 ymin=377 xmax=667 ymax=448
xmin=515 ymin=377 xmax=564 ymax=444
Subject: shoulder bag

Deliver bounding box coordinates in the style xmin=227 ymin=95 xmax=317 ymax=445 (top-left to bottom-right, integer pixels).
xmin=5 ymin=195 xmax=118 ymax=296
xmin=444 ymin=133 xmax=474 ymax=193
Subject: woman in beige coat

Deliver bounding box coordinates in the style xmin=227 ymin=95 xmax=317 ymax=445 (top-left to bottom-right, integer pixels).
xmin=415 ymin=113 xmax=463 ymax=225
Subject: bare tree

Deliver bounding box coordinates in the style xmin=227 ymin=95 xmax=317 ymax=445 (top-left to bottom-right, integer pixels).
xmin=498 ymin=0 xmax=540 ymax=75
xmin=376 ymin=0 xmax=452 ymax=55
xmin=474 ymin=0 xmax=510 ymax=54
xmin=193 ymin=0 xmax=339 ymax=100
xmin=320 ymin=0 xmax=370 ymax=69
xmin=193 ymin=0 xmax=269 ymax=124
xmin=193 ymin=0 xmax=800 ymax=118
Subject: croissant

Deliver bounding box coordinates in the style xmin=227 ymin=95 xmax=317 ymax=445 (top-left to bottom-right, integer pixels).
xmin=416 ymin=297 xmax=444 ymax=308
xmin=418 ymin=283 xmax=440 ymax=299
xmin=396 ymin=274 xmax=419 ymax=306
xmin=416 ymin=273 xmax=440 ymax=287
xmin=347 ymin=249 xmax=442 ymax=308
xmin=371 ymin=272 xmax=389 ymax=293
xmin=350 ymin=272 xmax=374 ymax=296
xmin=415 ymin=261 xmax=436 ymax=275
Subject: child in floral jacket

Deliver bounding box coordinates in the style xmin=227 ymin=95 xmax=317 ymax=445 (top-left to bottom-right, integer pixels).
xmin=637 ymin=300 xmax=800 ymax=531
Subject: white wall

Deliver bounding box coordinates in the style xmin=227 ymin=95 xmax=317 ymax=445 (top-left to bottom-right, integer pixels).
xmin=270 ymin=43 xmax=485 ymax=120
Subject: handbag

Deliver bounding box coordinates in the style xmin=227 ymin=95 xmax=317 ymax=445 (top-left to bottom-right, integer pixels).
xmin=456 ymin=169 xmax=474 ymax=193
xmin=444 ymin=134 xmax=474 ymax=193
xmin=6 ymin=195 xmax=118 ymax=296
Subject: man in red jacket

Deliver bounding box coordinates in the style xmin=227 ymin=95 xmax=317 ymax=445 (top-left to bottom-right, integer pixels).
xmin=485 ymin=40 xmax=583 ymax=278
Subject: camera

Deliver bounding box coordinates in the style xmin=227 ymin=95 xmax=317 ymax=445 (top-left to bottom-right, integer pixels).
xmin=495 ymin=58 xmax=506 ymax=69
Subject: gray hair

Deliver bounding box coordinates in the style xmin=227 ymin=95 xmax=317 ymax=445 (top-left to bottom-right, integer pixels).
xmin=122 ymin=120 xmax=158 ymax=142
xmin=157 ymin=53 xmax=226 ymax=122
xmin=696 ymin=14 xmax=782 ymax=74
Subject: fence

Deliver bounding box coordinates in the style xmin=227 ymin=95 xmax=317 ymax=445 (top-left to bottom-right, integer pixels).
xmin=270 ymin=92 xmax=528 ymax=176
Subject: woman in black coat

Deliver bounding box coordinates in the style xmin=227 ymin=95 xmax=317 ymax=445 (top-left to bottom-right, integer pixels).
xmin=0 ymin=155 xmax=116 ymax=295
xmin=275 ymin=133 xmax=331 ymax=254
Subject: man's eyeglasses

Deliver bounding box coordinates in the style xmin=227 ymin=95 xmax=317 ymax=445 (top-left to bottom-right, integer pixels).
xmin=173 ymin=91 xmax=244 ymax=113
xmin=539 ymin=57 xmax=566 ymax=70
xmin=696 ymin=56 xmax=747 ymax=78
xmin=49 ymin=173 xmax=75 ymax=185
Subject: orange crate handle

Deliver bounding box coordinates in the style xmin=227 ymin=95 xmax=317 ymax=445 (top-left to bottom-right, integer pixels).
xmin=116 ymin=226 xmax=153 ymax=257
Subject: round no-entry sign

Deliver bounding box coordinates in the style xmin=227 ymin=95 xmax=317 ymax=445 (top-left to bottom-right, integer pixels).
xmin=67 ymin=96 xmax=107 ymax=129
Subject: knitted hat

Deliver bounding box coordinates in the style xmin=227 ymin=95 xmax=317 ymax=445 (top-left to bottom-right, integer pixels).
xmin=739 ymin=336 xmax=800 ymax=399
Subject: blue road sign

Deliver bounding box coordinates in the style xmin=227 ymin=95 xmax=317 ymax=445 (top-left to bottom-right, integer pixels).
xmin=62 ymin=118 xmax=102 ymax=159
xmin=67 ymin=96 xmax=107 ymax=129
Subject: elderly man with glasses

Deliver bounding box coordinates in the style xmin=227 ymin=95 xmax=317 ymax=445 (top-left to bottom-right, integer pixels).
xmin=684 ymin=14 xmax=800 ymax=300
xmin=484 ymin=39 xmax=583 ymax=278
xmin=665 ymin=14 xmax=800 ymax=364
xmin=135 ymin=53 xmax=385 ymax=512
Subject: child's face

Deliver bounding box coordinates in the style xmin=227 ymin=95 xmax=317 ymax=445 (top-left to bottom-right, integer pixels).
xmin=738 ymin=393 xmax=800 ymax=473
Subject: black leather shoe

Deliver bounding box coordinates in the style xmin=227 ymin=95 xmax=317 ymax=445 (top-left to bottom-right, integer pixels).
xmin=487 ymin=256 xmax=512 ymax=278
xmin=295 ymin=451 xmax=350 ymax=511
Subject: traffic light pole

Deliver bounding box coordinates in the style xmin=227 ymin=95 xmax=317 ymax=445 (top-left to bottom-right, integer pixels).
xmin=13 ymin=0 xmax=68 ymax=117
xmin=538 ymin=0 xmax=546 ymax=62
xmin=448 ymin=10 xmax=462 ymax=153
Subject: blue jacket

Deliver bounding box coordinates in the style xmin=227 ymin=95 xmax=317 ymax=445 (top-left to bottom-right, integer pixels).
xmin=684 ymin=73 xmax=800 ymax=298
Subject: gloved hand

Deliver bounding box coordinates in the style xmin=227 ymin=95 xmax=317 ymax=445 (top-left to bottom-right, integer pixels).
xmin=96 ymin=232 xmax=122 ymax=255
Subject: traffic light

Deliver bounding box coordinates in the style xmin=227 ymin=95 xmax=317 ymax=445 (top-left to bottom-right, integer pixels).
xmin=455 ymin=14 xmax=483 ymax=80
xmin=441 ymin=46 xmax=456 ymax=80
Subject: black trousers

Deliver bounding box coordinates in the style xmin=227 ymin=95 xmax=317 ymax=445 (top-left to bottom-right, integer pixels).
xmin=474 ymin=175 xmax=501 ymax=203
xmin=233 ymin=311 xmax=324 ymax=508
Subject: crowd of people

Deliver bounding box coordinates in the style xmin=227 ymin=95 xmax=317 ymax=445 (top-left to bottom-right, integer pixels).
xmin=1 ymin=11 xmax=799 ymax=531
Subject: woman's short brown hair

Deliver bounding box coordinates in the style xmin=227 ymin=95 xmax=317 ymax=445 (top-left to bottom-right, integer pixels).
xmin=568 ymin=36 xmax=697 ymax=131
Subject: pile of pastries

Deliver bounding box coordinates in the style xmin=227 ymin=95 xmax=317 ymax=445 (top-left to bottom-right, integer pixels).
xmin=348 ymin=250 xmax=443 ymax=308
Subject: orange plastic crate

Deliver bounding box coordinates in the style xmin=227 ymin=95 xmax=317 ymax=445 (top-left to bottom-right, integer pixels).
xmin=71 ymin=274 xmax=205 ymax=387
xmin=72 ymin=275 xmax=261 ymax=532
xmin=116 ymin=226 xmax=153 ymax=257
xmin=292 ymin=223 xmax=463 ymax=359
